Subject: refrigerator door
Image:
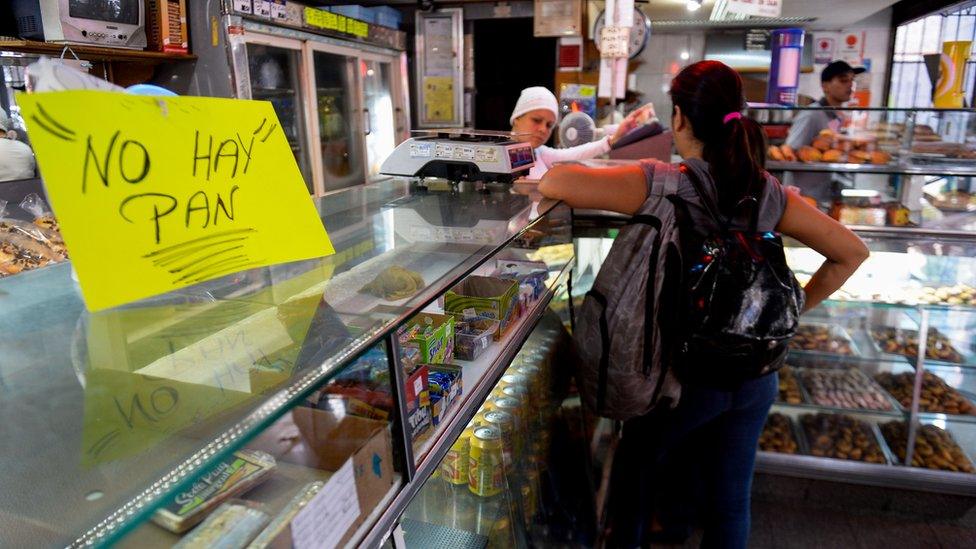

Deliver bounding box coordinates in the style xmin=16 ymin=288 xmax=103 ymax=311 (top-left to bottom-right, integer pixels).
xmin=310 ymin=50 xmax=365 ymax=192
xmin=362 ymin=59 xmax=398 ymax=181
xmin=245 ymin=42 xmax=313 ymax=193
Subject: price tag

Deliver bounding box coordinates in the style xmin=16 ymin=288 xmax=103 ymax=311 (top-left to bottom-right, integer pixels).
xmin=17 ymin=91 xmax=335 ymax=311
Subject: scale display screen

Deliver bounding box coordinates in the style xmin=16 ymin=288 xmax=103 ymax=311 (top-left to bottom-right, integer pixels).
xmin=508 ymin=146 xmax=534 ymax=169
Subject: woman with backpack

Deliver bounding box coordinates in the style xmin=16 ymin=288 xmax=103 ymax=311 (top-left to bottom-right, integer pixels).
xmin=538 ymin=60 xmax=869 ymax=548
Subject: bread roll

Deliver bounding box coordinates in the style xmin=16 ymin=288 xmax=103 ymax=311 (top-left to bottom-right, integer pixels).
xmin=780 ymin=144 xmax=797 ymax=161
xmin=870 ymin=151 xmax=891 ymax=164
xmin=768 ymin=145 xmax=785 ymax=161
xmin=822 ymin=149 xmax=844 ymax=163
xmin=798 ymin=146 xmax=822 ymax=163
xmin=812 ymin=137 xmax=833 ymax=152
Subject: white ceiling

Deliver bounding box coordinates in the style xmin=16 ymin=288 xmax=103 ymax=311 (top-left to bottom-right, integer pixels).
xmin=639 ymin=0 xmax=899 ymax=29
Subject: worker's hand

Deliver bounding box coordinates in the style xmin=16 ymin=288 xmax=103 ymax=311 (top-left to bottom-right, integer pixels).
xmin=609 ymin=103 xmax=656 ymax=147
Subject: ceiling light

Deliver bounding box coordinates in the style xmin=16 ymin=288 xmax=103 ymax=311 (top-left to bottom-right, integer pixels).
xmin=680 ymin=51 xmax=690 ymax=60
xmin=687 ymin=0 xmax=701 ymax=11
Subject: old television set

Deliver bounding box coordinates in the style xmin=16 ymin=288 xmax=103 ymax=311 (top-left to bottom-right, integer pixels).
xmin=13 ymin=0 xmax=148 ymax=50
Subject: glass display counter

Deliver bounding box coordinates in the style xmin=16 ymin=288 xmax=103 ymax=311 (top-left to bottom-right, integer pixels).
xmin=748 ymin=105 xmax=976 ymax=234
xmin=0 ymin=178 xmax=577 ymax=547
xmin=573 ymin=221 xmax=976 ymax=496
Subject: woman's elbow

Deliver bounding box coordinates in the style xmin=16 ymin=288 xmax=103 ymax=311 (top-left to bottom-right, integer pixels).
xmin=848 ymin=238 xmax=870 ymax=269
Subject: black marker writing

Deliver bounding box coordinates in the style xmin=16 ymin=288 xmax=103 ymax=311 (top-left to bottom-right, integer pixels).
xmin=82 ymin=130 xmax=152 ymax=193
xmin=121 ymin=186 xmax=241 ymax=244
xmin=192 ymin=131 xmax=255 ymax=180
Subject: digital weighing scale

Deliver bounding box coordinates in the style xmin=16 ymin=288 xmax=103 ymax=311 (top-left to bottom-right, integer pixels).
xmin=380 ymin=129 xmax=536 ymax=183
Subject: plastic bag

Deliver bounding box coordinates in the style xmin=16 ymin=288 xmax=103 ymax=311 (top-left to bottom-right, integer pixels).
xmin=17 ymin=193 xmax=67 ymax=259
xmin=0 ymin=198 xmax=67 ymax=264
xmin=0 ymin=230 xmax=61 ymax=277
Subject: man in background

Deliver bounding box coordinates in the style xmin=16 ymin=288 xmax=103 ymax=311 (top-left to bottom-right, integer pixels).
xmin=0 ymin=108 xmax=35 ymax=182
xmin=784 ymin=60 xmax=865 ymax=205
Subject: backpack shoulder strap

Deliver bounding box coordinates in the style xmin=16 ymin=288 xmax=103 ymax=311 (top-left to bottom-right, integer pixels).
xmin=639 ymin=159 xmax=681 ymax=199
xmin=679 ymin=162 xmax=729 ymax=230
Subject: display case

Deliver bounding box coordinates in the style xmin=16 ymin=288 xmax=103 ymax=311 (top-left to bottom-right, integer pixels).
xmin=0 ymin=179 xmax=579 ymax=547
xmin=573 ymin=201 xmax=976 ymax=497
xmin=748 ymin=105 xmax=976 ymax=234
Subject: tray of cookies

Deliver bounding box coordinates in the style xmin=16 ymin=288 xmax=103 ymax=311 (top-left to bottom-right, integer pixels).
xmin=798 ymin=368 xmax=901 ymax=412
xmin=789 ymin=323 xmax=861 ymax=357
xmin=759 ymin=412 xmax=805 ymax=455
xmin=777 ymin=365 xmax=805 ymax=405
xmin=875 ymin=371 xmax=976 ymax=416
xmin=880 ymin=421 xmax=976 ymax=473
xmin=869 ymin=326 xmax=965 ymax=365
xmin=798 ymin=412 xmax=892 ymax=464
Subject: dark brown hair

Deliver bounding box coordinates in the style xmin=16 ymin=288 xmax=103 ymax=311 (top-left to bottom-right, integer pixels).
xmin=669 ymin=60 xmax=766 ymax=214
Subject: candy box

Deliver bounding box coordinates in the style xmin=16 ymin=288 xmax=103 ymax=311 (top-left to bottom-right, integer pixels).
xmin=454 ymin=318 xmax=499 ymax=361
xmin=444 ymin=276 xmax=519 ymax=340
xmin=494 ymin=259 xmax=549 ymax=301
xmin=398 ymin=313 xmax=455 ymax=364
xmin=404 ymin=364 xmax=432 ymax=438
xmin=427 ymin=364 xmax=463 ymax=425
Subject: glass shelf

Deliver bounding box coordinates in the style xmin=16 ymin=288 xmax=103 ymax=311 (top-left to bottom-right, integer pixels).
xmin=0 ymin=179 xmax=562 ymax=547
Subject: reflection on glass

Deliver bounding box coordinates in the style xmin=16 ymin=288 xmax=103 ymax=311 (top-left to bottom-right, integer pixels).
xmin=402 ymin=314 xmax=596 ymax=546
xmin=314 ymin=51 xmax=364 ymax=191
xmin=363 ymin=61 xmax=397 ymax=179
xmin=246 ymin=44 xmax=312 ymax=192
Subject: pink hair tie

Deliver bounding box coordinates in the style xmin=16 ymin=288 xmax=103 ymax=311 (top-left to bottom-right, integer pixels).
xmin=723 ymin=112 xmax=743 ymax=124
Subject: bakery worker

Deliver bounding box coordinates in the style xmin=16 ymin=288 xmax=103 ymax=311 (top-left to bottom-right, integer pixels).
xmin=510 ymin=86 xmax=653 ymax=179
xmin=783 ymin=60 xmax=866 ymax=205
xmin=0 ymin=108 xmax=36 ymax=183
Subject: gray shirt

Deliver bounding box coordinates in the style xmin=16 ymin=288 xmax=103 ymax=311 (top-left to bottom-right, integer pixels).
xmin=640 ymin=158 xmax=788 ymax=235
xmin=783 ymin=98 xmax=841 ymax=205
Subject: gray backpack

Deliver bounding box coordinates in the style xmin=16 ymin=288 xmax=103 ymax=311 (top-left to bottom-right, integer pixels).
xmin=575 ymin=161 xmax=684 ymax=421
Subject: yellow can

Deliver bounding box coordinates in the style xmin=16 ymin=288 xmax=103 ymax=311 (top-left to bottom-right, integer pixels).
xmin=492 ymin=396 xmax=525 ymax=459
xmin=441 ymin=426 xmax=474 ymax=485
xmin=468 ymin=426 xmax=505 ymax=497
xmin=482 ymin=409 xmax=515 ymax=462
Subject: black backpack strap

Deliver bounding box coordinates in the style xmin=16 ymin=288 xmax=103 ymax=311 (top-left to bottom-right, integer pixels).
xmin=679 ymin=163 xmax=729 ymax=231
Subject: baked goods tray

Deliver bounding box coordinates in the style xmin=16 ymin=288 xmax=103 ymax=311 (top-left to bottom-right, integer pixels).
xmin=759 ymin=412 xmax=810 ymax=456
xmin=877 ymin=420 xmax=976 ymax=473
xmin=868 ymin=326 xmax=969 ymax=366
xmin=773 ymin=405 xmax=896 ymax=466
xmin=794 ymin=367 xmax=905 ymax=414
xmin=788 ymin=322 xmax=862 ymax=358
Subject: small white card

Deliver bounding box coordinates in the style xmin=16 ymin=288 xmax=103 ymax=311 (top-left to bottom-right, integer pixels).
xmin=292 ymin=459 xmax=361 ymax=549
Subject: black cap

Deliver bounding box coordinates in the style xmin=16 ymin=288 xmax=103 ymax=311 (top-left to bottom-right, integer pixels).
xmin=821 ymin=60 xmax=866 ymax=82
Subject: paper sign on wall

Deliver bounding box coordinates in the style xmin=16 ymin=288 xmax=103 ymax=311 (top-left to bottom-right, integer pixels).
xmin=17 ymin=91 xmax=335 ymax=311
xmin=814 ymin=37 xmax=836 ymax=65
xmin=727 ymin=0 xmax=781 ymax=18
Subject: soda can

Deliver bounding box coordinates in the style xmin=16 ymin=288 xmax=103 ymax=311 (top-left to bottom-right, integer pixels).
xmin=492 ymin=396 xmax=525 ymax=459
xmin=482 ymin=409 xmax=516 ymax=463
xmin=441 ymin=426 xmax=474 ymax=485
xmin=469 ymin=426 xmax=505 ymax=497
xmin=525 ymin=468 xmax=540 ymax=519
xmin=499 ymin=373 xmax=528 ymax=391
xmin=488 ymin=515 xmax=515 ymax=549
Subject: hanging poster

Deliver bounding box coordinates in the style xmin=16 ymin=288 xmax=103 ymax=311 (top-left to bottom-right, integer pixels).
xmin=814 ymin=36 xmax=836 ymax=64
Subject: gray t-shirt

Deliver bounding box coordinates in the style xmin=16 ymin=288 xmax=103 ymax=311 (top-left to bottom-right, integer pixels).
xmin=783 ymin=99 xmax=841 ymax=205
xmin=640 ymin=157 xmax=788 ymax=235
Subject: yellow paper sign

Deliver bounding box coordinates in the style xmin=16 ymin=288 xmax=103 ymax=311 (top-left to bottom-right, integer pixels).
xmin=17 ymin=91 xmax=335 ymax=311
xmin=424 ymin=76 xmax=455 ymax=123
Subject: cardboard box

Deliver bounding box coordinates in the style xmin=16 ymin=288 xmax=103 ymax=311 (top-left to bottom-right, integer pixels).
xmin=146 ymin=0 xmax=189 ymax=54
xmin=444 ymin=276 xmax=520 ymax=340
xmin=399 ymin=313 xmax=455 ymax=364
xmin=427 ymin=364 xmax=463 ymax=425
xmin=494 ymin=258 xmax=549 ymax=301
xmin=286 ymin=408 xmax=397 ymax=547
xmin=404 ymin=365 xmax=432 ymax=438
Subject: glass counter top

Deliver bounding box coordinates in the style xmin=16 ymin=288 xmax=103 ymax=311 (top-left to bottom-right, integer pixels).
xmin=0 ymin=179 xmax=558 ymax=547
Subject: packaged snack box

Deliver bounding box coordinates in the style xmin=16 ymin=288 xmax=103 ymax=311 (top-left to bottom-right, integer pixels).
xmin=399 ymin=313 xmax=455 ymax=364
xmin=444 ymin=276 xmax=519 ymax=340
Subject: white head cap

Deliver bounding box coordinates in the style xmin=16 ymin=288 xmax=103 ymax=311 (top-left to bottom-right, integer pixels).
xmin=510 ymin=86 xmax=559 ymax=126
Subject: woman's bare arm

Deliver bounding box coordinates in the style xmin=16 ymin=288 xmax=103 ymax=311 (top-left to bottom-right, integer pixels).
xmin=538 ymin=163 xmax=648 ymax=215
xmin=776 ymin=192 xmax=869 ymax=312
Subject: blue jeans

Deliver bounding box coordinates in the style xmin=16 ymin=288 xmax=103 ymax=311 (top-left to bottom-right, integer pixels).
xmin=609 ymin=372 xmax=778 ymax=549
